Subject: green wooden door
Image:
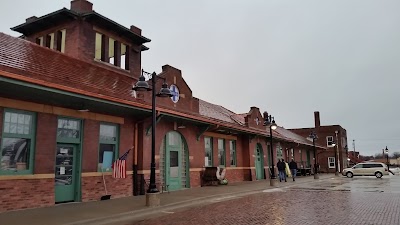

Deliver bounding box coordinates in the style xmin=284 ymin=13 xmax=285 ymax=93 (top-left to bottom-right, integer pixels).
xmin=306 ymin=150 xmax=311 ymax=168
xmin=166 ymin=132 xmax=182 ymax=191
xmin=55 ymin=144 xmax=77 ymax=202
xmin=255 ymin=144 xmax=264 ymax=180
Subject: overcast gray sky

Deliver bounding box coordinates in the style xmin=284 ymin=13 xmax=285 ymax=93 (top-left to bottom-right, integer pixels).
xmin=1 ymin=0 xmax=400 ymax=156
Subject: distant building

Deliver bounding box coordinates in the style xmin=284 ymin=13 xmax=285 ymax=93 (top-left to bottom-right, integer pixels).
xmin=289 ymin=111 xmax=348 ymax=173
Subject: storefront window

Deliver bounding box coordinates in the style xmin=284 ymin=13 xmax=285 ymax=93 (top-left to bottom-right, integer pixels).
xmin=230 ymin=140 xmax=236 ymax=166
xmin=218 ymin=139 xmax=225 ymax=167
xmin=1 ymin=109 xmax=35 ymax=174
xmin=98 ymin=123 xmax=118 ymax=171
xmin=204 ymin=137 xmax=212 ymax=167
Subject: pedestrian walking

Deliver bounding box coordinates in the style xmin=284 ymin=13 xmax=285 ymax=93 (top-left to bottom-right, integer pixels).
xmin=289 ymin=159 xmax=298 ymax=181
xmin=277 ymin=159 xmax=287 ymax=182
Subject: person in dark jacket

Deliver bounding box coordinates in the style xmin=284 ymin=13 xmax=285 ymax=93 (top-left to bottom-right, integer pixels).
xmin=277 ymin=159 xmax=287 ymax=182
xmin=289 ymin=159 xmax=298 ymax=181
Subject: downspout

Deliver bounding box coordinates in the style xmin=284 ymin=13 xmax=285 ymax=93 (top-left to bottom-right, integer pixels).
xmin=133 ymin=123 xmax=139 ymax=196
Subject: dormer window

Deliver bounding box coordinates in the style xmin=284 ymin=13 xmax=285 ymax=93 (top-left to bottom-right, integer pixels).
xmin=95 ymin=32 xmax=130 ymax=71
xmin=35 ymin=29 xmax=66 ymax=53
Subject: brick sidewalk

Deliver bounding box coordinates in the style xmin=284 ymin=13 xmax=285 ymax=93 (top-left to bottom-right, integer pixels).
xmin=0 ymin=174 xmax=334 ymax=225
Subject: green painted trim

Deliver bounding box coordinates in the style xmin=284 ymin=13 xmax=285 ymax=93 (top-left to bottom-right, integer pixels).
xmin=76 ymin=120 xmax=84 ymax=202
xmin=0 ymin=77 xmax=151 ymax=113
xmin=197 ymin=125 xmax=210 ymax=141
xmin=55 ymin=116 xmax=83 ymax=202
xmin=0 ymin=108 xmax=36 ymax=175
xmin=145 ymin=114 xmax=163 ymax=136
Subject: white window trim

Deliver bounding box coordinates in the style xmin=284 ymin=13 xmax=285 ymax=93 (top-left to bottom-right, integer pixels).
xmin=328 ymin=157 xmax=335 ymax=168
xmin=326 ymin=136 xmax=334 ymax=147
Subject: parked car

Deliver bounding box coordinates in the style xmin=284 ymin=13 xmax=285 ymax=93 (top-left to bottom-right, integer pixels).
xmin=342 ymin=162 xmax=389 ymax=178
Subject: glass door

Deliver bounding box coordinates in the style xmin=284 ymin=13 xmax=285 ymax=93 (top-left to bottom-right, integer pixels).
xmin=55 ymin=144 xmax=76 ymax=203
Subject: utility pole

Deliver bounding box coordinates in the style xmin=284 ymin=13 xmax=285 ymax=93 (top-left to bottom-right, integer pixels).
xmin=352 ymin=139 xmax=355 ymax=159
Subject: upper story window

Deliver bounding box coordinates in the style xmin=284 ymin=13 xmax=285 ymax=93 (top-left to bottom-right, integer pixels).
xmin=95 ymin=32 xmax=130 ymax=71
xmin=326 ymin=136 xmax=334 ymax=147
xmin=35 ymin=29 xmax=66 ymax=53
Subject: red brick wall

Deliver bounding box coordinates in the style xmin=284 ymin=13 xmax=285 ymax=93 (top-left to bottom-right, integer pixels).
xmin=0 ymin=179 xmax=53 ymax=211
xmin=34 ymin=113 xmax=57 ymax=174
xmin=190 ymin=171 xmax=201 ymax=187
xmin=81 ymin=175 xmax=132 ymax=201
xmin=290 ymin=125 xmax=348 ymax=173
xmin=82 ymin=120 xmax=100 ymax=172
xmin=226 ymin=169 xmax=250 ymax=182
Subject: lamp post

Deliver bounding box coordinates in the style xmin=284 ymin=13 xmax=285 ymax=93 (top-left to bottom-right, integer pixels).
xmin=263 ymin=113 xmax=277 ymax=186
xmin=335 ymin=131 xmax=339 ymax=176
xmin=309 ymin=131 xmax=319 ymax=179
xmin=133 ymin=69 xmax=172 ymax=206
xmin=385 ymin=146 xmax=389 ymax=169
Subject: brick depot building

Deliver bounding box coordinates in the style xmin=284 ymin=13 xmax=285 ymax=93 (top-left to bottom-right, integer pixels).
xmin=0 ymin=0 xmax=325 ymax=212
xmin=290 ymin=112 xmax=349 ymax=173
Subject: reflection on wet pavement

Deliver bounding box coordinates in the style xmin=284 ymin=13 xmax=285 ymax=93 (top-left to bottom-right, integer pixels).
xmin=292 ymin=174 xmax=400 ymax=193
xmin=127 ymin=176 xmax=400 ymax=225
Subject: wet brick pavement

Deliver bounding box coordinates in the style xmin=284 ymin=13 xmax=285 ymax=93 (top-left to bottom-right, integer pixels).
xmin=130 ymin=189 xmax=400 ymax=225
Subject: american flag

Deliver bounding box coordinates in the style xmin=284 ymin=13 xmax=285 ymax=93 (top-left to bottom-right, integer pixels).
xmin=112 ymin=149 xmax=131 ymax=179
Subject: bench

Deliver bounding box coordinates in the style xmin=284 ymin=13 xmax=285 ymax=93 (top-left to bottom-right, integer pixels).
xmin=201 ymin=167 xmax=219 ymax=186
xmin=144 ymin=178 xmax=169 ymax=193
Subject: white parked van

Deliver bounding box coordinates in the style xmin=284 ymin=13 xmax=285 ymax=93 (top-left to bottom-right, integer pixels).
xmin=342 ymin=162 xmax=389 ymax=178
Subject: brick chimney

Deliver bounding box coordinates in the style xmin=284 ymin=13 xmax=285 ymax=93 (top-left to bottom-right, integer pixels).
xmin=130 ymin=25 xmax=142 ymax=35
xmin=70 ymin=0 xmax=93 ymax=13
xmin=26 ymin=16 xmax=37 ymax=23
xmin=314 ymin=111 xmax=320 ymax=128
xmin=263 ymin=111 xmax=269 ymax=120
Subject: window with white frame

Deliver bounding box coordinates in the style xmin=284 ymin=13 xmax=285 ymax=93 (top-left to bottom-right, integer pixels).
xmin=326 ymin=136 xmax=334 ymax=147
xmin=328 ymin=157 xmax=335 ymax=168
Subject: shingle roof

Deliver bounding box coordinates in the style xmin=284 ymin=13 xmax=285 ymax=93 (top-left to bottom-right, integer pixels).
xmin=0 ymin=32 xmax=138 ymax=102
xmin=199 ymin=99 xmax=324 ymax=148
xmin=275 ymin=127 xmax=325 ymax=148
xmin=199 ymin=99 xmax=245 ymax=125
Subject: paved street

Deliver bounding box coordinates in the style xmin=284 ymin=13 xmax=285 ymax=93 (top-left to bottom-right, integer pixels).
xmin=127 ymin=175 xmax=400 ymax=225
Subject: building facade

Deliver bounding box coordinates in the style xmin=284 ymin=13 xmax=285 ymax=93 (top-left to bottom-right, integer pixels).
xmin=0 ymin=0 xmax=325 ymax=212
xmin=289 ymin=111 xmax=348 ymax=173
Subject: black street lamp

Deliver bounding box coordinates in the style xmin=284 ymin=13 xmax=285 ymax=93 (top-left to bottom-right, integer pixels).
xmin=133 ymin=69 xmax=172 ymax=195
xmin=309 ymin=131 xmax=318 ymax=179
xmin=263 ymin=113 xmax=277 ymax=185
xmin=385 ymin=146 xmax=389 ymax=169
